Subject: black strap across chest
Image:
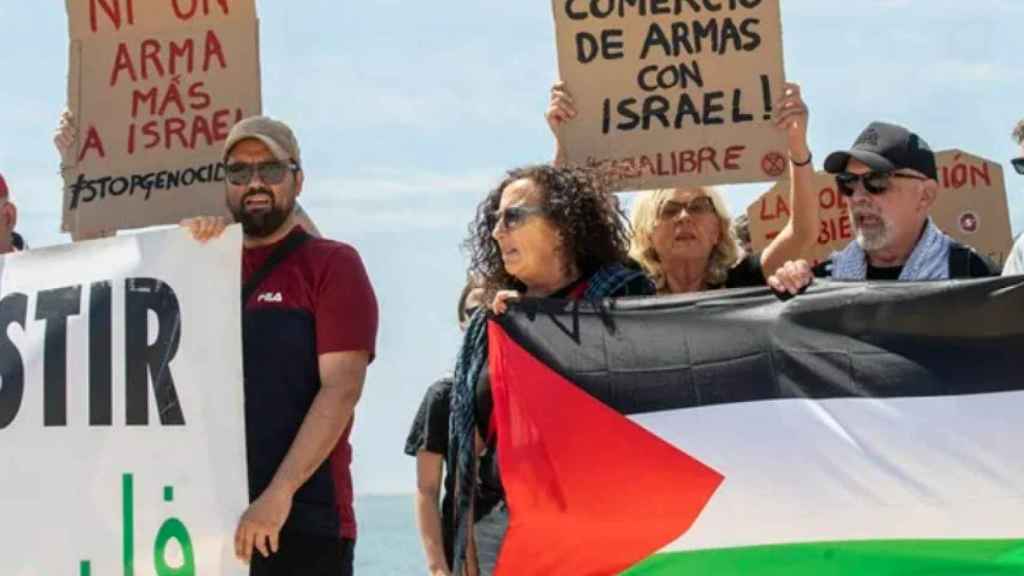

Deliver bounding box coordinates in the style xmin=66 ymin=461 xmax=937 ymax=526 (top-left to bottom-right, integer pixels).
xmin=242 ymin=230 xmax=311 ymax=305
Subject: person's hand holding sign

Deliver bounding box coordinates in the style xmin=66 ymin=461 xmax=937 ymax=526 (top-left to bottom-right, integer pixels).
xmin=490 ymin=289 xmax=522 ymax=315
xmin=181 ymin=216 xmax=230 ymax=242
xmin=54 ymin=109 xmax=78 ymax=170
xmin=773 ymin=82 xmax=811 ymax=164
xmin=54 ymin=109 xmax=118 ymax=241
xmin=756 ymin=82 xmax=821 ymax=277
xmin=767 ymin=259 xmax=814 ymax=299
xmin=546 ymin=81 xmax=576 ymax=167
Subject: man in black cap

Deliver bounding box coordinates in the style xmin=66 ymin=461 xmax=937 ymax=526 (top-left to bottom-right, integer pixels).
xmin=1002 ymin=120 xmax=1024 ymax=276
xmin=768 ymin=121 xmax=996 ymax=294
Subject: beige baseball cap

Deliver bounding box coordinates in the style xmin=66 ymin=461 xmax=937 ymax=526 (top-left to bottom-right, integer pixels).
xmin=223 ymin=116 xmax=302 ymax=167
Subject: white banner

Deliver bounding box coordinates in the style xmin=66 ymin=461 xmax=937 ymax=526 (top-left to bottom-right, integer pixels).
xmin=0 ymin=226 xmax=247 ymax=576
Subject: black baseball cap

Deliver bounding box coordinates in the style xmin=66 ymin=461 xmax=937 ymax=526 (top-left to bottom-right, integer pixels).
xmin=824 ymin=121 xmax=938 ymax=180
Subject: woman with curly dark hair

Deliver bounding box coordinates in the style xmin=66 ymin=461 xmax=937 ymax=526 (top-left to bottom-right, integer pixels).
xmin=465 ymin=164 xmax=651 ymax=305
xmin=448 ymin=164 xmax=654 ymax=576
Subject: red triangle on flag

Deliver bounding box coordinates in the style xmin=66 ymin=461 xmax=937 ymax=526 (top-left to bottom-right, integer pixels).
xmin=489 ymin=322 xmax=724 ymax=576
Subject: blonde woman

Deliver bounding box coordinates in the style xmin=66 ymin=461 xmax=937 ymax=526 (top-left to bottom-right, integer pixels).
xmin=629 ymin=186 xmax=746 ymax=291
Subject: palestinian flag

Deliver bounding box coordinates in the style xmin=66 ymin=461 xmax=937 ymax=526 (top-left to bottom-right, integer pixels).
xmin=487 ymin=278 xmax=1024 ymax=575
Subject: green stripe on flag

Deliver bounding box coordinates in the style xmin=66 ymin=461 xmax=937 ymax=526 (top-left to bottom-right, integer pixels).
xmin=623 ymin=540 xmax=1024 ymax=575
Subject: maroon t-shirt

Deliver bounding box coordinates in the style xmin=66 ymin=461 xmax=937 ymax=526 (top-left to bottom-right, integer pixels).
xmin=242 ymin=227 xmax=377 ymax=540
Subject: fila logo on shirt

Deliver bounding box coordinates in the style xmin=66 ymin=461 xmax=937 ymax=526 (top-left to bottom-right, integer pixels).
xmin=257 ymin=292 xmax=284 ymax=303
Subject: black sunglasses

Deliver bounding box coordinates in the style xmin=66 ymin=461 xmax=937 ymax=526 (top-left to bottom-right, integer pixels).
xmin=835 ymin=171 xmax=928 ymax=197
xmin=491 ymin=205 xmax=544 ymax=231
xmin=1011 ymin=157 xmax=1024 ymax=176
xmin=225 ymin=160 xmax=299 ymax=186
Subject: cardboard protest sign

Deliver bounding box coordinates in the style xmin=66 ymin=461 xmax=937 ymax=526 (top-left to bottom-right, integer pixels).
xmin=929 ymin=150 xmax=1013 ymax=266
xmin=63 ymin=0 xmax=261 ymax=237
xmin=0 ymin=226 xmax=247 ymax=575
xmin=65 ymin=0 xmax=257 ymax=37
xmin=551 ymin=0 xmax=788 ymax=192
xmin=747 ymin=150 xmax=1014 ymax=267
xmin=747 ymin=171 xmax=850 ymax=267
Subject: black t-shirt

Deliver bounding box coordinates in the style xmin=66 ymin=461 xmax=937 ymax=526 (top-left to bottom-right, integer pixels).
xmin=405 ymin=378 xmax=451 ymax=458
xmin=405 ymin=378 xmax=502 ymax=567
xmin=405 ymin=379 xmax=456 ymax=567
xmin=866 ymin=265 xmax=903 ymax=280
xmin=719 ymin=253 xmax=766 ymax=288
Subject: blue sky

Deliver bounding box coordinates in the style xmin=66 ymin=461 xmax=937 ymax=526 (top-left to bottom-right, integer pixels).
xmin=1 ymin=1 xmax=1022 ymax=494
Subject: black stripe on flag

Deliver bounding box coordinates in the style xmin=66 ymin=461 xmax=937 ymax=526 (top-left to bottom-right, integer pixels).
xmin=495 ymin=278 xmax=1024 ymax=416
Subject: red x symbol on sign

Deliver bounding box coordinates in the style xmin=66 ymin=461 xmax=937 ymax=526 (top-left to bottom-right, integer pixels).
xmin=762 ymin=152 xmax=787 ymax=177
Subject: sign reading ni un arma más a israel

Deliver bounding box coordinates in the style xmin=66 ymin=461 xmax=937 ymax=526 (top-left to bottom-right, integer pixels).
xmin=0 ymin=227 xmax=247 ymax=576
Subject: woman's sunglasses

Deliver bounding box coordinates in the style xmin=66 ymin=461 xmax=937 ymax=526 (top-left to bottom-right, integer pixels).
xmin=491 ymin=205 xmax=544 ymax=231
xmin=834 ymin=171 xmax=928 ymax=197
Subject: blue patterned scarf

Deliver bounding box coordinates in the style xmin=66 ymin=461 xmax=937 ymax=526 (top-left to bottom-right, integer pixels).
xmin=831 ymin=218 xmax=952 ymax=281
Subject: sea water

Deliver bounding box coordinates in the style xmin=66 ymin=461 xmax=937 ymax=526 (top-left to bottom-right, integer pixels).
xmin=354 ymin=494 xmax=425 ymax=574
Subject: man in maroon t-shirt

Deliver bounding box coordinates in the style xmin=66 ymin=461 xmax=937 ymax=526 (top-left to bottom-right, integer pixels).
xmin=184 ymin=117 xmax=378 ymax=576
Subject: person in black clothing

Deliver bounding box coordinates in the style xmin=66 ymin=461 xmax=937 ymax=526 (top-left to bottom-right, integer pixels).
xmin=405 ymin=282 xmax=499 ymax=576
xmin=769 ymin=121 xmax=997 ymax=295
xmin=407 ymin=378 xmax=458 ymax=576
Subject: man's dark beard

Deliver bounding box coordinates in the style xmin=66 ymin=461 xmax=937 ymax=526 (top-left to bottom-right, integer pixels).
xmin=229 ymin=189 xmax=294 ymax=238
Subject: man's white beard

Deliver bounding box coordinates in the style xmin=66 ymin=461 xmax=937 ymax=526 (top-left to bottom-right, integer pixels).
xmin=853 ymin=213 xmax=891 ymax=252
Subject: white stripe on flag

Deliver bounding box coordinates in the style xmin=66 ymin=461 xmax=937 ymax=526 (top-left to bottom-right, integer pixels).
xmin=629 ymin=391 xmax=1024 ymax=552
